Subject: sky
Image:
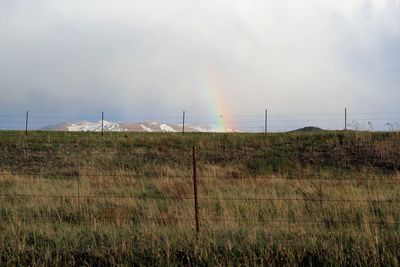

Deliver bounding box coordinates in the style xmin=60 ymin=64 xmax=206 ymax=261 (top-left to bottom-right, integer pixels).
xmin=0 ymin=0 xmax=399 ymax=131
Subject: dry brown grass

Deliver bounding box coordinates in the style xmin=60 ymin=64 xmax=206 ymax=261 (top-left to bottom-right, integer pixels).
xmin=0 ymin=131 xmax=399 ymax=265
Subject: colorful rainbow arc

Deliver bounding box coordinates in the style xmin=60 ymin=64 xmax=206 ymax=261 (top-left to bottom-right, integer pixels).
xmin=202 ymin=68 xmax=230 ymax=132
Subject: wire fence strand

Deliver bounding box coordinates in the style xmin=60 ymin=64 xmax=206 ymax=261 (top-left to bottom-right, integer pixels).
xmin=1 ymin=132 xmax=399 ymax=231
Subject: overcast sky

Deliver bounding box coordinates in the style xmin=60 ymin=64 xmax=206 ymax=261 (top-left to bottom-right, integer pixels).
xmin=0 ymin=0 xmax=399 ymax=130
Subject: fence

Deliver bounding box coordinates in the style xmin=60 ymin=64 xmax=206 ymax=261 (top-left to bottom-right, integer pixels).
xmin=1 ymin=145 xmax=400 ymax=234
xmin=0 ymin=109 xmax=399 ymax=132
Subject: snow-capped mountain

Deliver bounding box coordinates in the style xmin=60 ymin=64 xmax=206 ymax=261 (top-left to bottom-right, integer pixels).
xmin=42 ymin=121 xmax=124 ymax=132
xmin=69 ymin=121 xmax=123 ymax=132
xmin=42 ymin=120 xmax=236 ymax=133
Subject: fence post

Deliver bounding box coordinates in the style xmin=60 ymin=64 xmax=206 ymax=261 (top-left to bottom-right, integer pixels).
xmin=77 ymin=176 xmax=81 ymax=211
xmin=345 ymin=108 xmax=347 ymax=131
xmin=192 ymin=145 xmax=199 ymax=235
xmin=182 ymin=111 xmax=185 ymax=134
xmin=264 ymin=109 xmax=268 ymax=134
xmin=319 ymin=177 xmax=323 ymax=212
xmin=101 ymin=111 xmax=104 ymax=135
xmin=25 ymin=110 xmax=29 ymax=134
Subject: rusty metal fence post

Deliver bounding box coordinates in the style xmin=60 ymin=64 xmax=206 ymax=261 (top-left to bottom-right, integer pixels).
xmin=77 ymin=176 xmax=81 ymax=211
xmin=319 ymin=176 xmax=323 ymax=213
xmin=193 ymin=145 xmax=199 ymax=235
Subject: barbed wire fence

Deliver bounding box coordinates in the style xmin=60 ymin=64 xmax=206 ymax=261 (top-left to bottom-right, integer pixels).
xmin=0 ymin=109 xmax=399 ymax=133
xmin=0 ymin=145 xmax=399 ymax=233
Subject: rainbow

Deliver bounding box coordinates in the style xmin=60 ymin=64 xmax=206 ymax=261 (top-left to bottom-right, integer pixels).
xmin=202 ymin=68 xmax=231 ymax=132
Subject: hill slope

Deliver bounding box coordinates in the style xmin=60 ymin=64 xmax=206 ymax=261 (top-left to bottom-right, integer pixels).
xmin=0 ymin=131 xmax=398 ymax=176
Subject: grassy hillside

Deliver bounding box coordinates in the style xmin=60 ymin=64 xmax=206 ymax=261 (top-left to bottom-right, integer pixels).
xmin=0 ymin=131 xmax=399 ymax=265
xmin=0 ymin=130 xmax=399 ymax=176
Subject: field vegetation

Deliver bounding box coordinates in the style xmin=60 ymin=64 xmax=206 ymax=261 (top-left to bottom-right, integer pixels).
xmin=0 ymin=130 xmax=399 ymax=265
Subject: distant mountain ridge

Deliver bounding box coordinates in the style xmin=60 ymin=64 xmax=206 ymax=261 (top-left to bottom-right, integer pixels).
xmin=42 ymin=120 xmax=235 ymax=133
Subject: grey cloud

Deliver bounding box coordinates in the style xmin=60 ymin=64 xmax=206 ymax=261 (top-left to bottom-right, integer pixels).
xmin=0 ymin=0 xmax=399 ymax=126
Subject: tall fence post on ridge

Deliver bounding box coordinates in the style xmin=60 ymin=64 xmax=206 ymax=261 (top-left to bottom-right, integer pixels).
xmin=345 ymin=108 xmax=347 ymax=131
xmin=101 ymin=111 xmax=104 ymax=136
xmin=264 ymin=109 xmax=268 ymax=134
xmin=182 ymin=111 xmax=185 ymax=134
xmin=25 ymin=110 xmax=29 ymax=134
xmin=192 ymin=145 xmax=200 ymax=235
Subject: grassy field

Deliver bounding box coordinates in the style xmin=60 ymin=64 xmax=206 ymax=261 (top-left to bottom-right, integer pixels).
xmin=0 ymin=130 xmax=399 ymax=266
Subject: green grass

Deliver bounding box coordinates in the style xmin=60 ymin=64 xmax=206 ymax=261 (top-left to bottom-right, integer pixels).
xmin=0 ymin=130 xmax=399 ymax=265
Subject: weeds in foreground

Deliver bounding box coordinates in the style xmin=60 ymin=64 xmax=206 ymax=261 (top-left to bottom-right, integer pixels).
xmin=0 ymin=131 xmax=399 ymax=265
